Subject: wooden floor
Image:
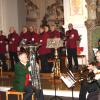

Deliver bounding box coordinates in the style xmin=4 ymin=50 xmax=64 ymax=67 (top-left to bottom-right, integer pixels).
xmin=0 ymin=71 xmax=81 ymax=88
xmin=0 ymin=63 xmax=89 ymax=100
xmin=0 ymin=70 xmax=84 ymax=100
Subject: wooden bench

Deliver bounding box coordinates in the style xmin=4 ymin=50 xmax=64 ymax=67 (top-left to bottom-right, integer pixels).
xmin=6 ymin=90 xmax=34 ymax=100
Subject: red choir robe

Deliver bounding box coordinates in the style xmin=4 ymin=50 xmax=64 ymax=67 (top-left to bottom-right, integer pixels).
xmin=8 ymin=32 xmax=20 ymax=52
xmin=38 ymin=32 xmax=51 ymax=55
xmin=20 ymin=32 xmax=31 ymax=44
xmin=49 ymin=30 xmax=60 ymax=38
xmin=65 ymin=28 xmax=79 ymax=48
xmin=29 ymin=32 xmax=39 ymax=43
xmin=0 ymin=35 xmax=7 ymax=53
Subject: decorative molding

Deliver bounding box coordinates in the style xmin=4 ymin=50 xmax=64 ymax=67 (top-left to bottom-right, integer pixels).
xmin=24 ymin=0 xmax=39 ymax=20
xmin=46 ymin=0 xmax=64 ymax=25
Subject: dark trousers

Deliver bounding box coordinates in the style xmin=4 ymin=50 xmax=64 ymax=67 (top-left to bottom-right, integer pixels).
xmin=9 ymin=52 xmax=19 ymax=71
xmin=0 ymin=53 xmax=7 ymax=70
xmin=67 ymin=48 xmax=78 ymax=67
xmin=24 ymin=85 xmax=44 ymax=100
xmin=39 ymin=53 xmax=52 ymax=73
xmin=79 ymin=80 xmax=100 ymax=100
xmin=24 ymin=85 xmax=34 ymax=100
xmin=34 ymin=89 xmax=44 ymax=100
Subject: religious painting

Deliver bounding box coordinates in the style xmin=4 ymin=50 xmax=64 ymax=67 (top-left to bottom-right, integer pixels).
xmin=70 ymin=0 xmax=83 ymax=16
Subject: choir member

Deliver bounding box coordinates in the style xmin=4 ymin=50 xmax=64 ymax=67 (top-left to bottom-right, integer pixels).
xmin=20 ymin=26 xmax=30 ymax=44
xmin=38 ymin=25 xmax=51 ymax=72
xmin=29 ymin=26 xmax=39 ymax=44
xmin=0 ymin=30 xmax=8 ymax=70
xmin=50 ymin=25 xmax=60 ymax=38
xmin=8 ymin=27 xmax=20 ymax=71
xmin=20 ymin=26 xmax=30 ymax=52
xmin=65 ymin=23 xmax=79 ymax=72
xmin=49 ymin=25 xmax=61 ymax=58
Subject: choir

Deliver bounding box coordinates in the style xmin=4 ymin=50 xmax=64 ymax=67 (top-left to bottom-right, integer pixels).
xmin=0 ymin=25 xmax=65 ymax=72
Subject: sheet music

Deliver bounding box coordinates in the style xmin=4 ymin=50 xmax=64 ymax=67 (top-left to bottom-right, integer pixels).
xmin=46 ymin=38 xmax=63 ymax=49
xmin=61 ymin=75 xmax=76 ymax=88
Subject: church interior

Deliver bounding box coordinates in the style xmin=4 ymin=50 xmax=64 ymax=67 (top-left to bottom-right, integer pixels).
xmin=0 ymin=0 xmax=100 ymax=100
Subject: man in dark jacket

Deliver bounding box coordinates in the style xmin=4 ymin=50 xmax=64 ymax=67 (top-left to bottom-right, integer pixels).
xmin=79 ymin=50 xmax=100 ymax=100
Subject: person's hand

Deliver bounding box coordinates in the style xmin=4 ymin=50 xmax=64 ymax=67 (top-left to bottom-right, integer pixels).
xmin=70 ymin=34 xmax=74 ymax=39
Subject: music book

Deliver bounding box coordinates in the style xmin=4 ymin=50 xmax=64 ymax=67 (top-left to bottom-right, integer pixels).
xmin=46 ymin=38 xmax=63 ymax=49
xmin=61 ymin=75 xmax=76 ymax=88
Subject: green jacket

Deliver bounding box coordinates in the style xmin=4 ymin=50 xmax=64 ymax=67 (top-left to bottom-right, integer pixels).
xmin=98 ymin=46 xmax=100 ymax=50
xmin=13 ymin=62 xmax=30 ymax=92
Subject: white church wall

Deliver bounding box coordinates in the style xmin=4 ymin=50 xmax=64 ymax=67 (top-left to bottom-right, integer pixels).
xmin=63 ymin=0 xmax=88 ymax=61
xmin=5 ymin=0 xmax=19 ymax=33
xmin=17 ymin=0 xmax=26 ymax=32
xmin=0 ymin=0 xmax=4 ymax=31
xmin=0 ymin=0 xmax=19 ymax=35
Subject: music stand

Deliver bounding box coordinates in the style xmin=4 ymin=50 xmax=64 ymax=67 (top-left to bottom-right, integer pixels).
xmin=47 ymin=38 xmax=63 ymax=77
xmin=47 ymin=38 xmax=63 ymax=100
xmin=61 ymin=69 xmax=76 ymax=100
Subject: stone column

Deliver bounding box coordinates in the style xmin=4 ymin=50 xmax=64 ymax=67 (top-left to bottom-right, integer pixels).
xmin=85 ymin=0 xmax=97 ymax=61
